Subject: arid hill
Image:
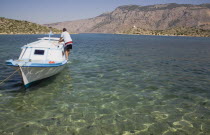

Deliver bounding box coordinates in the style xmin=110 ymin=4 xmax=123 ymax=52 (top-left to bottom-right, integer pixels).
xmin=0 ymin=17 xmax=61 ymax=34
xmin=45 ymin=3 xmax=210 ymax=34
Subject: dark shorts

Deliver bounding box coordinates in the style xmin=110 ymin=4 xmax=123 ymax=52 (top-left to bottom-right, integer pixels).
xmin=64 ymin=44 xmax=72 ymax=51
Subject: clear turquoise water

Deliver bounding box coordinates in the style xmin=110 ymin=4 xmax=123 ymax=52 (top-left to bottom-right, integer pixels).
xmin=0 ymin=34 xmax=210 ymax=135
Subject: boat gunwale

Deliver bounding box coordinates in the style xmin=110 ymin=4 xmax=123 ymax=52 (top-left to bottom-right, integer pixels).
xmin=6 ymin=61 xmax=67 ymax=67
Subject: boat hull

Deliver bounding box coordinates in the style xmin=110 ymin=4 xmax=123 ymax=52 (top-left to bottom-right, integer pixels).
xmin=5 ymin=36 xmax=68 ymax=87
xmin=19 ymin=65 xmax=66 ymax=87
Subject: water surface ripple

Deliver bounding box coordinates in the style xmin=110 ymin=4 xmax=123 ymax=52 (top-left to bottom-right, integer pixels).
xmin=0 ymin=34 xmax=210 ymax=135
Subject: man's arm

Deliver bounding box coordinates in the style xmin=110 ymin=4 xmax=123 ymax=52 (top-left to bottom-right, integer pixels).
xmin=59 ymin=32 xmax=64 ymax=43
xmin=58 ymin=37 xmax=64 ymax=43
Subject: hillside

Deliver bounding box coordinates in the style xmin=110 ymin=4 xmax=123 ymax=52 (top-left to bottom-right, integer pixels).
xmin=123 ymin=26 xmax=210 ymax=37
xmin=0 ymin=17 xmax=61 ymax=34
xmin=45 ymin=3 xmax=210 ymax=35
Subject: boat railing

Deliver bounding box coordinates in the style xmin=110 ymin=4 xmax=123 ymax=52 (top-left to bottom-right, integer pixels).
xmin=22 ymin=45 xmax=64 ymax=50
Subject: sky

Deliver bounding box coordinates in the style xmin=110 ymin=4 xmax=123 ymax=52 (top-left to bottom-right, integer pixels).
xmin=0 ymin=0 xmax=210 ymax=24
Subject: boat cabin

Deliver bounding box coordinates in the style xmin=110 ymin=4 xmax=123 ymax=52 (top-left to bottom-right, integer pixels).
xmin=19 ymin=37 xmax=65 ymax=63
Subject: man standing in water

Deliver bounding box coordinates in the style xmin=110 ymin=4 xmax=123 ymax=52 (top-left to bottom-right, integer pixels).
xmin=59 ymin=28 xmax=73 ymax=60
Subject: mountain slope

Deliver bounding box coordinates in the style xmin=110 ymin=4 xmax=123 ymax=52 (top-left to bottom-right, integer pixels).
xmin=0 ymin=17 xmax=61 ymax=34
xmin=45 ymin=3 xmax=210 ymax=33
xmin=123 ymin=26 xmax=210 ymax=37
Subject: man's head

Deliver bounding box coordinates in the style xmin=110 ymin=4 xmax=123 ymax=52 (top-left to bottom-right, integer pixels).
xmin=63 ymin=28 xmax=67 ymax=32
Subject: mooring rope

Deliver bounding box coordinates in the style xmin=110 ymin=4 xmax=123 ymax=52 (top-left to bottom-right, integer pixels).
xmin=0 ymin=67 xmax=20 ymax=86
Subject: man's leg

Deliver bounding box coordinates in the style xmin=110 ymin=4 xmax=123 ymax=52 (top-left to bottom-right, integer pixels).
xmin=68 ymin=50 xmax=70 ymax=56
xmin=68 ymin=45 xmax=72 ymax=57
xmin=65 ymin=45 xmax=72 ymax=60
xmin=65 ymin=50 xmax=69 ymax=60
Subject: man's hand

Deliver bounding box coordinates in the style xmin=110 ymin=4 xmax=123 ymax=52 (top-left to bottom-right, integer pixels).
xmin=58 ymin=37 xmax=64 ymax=43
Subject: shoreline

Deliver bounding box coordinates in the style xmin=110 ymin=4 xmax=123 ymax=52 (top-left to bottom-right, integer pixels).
xmin=0 ymin=32 xmax=209 ymax=38
xmin=0 ymin=33 xmax=76 ymax=35
xmin=115 ymin=33 xmax=210 ymax=38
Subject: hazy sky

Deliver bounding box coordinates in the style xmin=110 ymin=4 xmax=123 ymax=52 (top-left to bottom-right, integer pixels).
xmin=0 ymin=0 xmax=210 ymax=24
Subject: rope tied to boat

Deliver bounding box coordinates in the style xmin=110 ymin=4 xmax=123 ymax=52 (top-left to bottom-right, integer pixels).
xmin=0 ymin=67 xmax=20 ymax=86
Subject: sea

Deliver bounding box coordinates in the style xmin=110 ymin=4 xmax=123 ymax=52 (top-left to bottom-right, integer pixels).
xmin=0 ymin=34 xmax=210 ymax=135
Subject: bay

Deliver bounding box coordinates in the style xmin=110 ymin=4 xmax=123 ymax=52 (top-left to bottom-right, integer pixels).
xmin=0 ymin=34 xmax=210 ymax=135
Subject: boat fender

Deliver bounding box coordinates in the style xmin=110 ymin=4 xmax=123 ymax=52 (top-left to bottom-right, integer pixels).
xmin=49 ymin=61 xmax=55 ymax=64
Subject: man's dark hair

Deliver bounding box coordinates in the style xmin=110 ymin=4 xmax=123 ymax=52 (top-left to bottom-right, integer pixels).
xmin=63 ymin=28 xmax=67 ymax=31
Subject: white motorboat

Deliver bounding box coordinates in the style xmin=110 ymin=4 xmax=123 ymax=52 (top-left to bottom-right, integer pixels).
xmin=6 ymin=36 xmax=67 ymax=87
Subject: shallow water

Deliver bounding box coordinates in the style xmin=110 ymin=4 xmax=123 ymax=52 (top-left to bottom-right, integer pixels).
xmin=0 ymin=34 xmax=210 ymax=135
